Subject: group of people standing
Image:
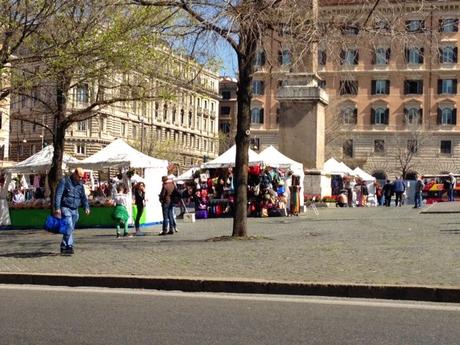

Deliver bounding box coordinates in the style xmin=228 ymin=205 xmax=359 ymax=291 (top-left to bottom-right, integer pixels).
xmin=53 ymin=168 xmax=151 ymax=255
xmin=377 ymin=176 xmax=407 ymax=207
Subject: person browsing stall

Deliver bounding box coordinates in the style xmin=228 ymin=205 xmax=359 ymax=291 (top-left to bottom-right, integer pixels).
xmin=54 ymin=168 xmax=90 ymax=255
xmin=159 ymin=175 xmax=178 ymax=235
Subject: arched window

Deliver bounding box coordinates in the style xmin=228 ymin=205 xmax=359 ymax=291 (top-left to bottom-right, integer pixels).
xmin=405 ymin=171 xmax=417 ymax=180
xmin=341 ymin=106 xmax=357 ymax=124
xmin=404 ymin=106 xmax=422 ymax=125
xmin=437 ymin=105 xmax=457 ymax=125
xmin=251 ymin=107 xmax=264 ymax=124
xmin=371 ymin=106 xmax=389 ymax=124
xmin=372 ymin=170 xmax=387 ymax=180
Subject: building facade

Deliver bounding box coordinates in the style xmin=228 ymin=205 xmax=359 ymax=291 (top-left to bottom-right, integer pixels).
xmin=218 ymin=77 xmax=237 ymax=153
xmin=0 ymin=98 xmax=9 ymax=163
xmin=9 ymin=54 xmax=220 ymax=172
xmin=0 ymin=68 xmax=9 ymax=163
xmin=245 ymin=0 xmax=460 ymax=178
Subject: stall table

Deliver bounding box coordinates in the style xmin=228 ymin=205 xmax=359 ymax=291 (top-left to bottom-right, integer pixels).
xmin=7 ymin=206 xmax=146 ymax=229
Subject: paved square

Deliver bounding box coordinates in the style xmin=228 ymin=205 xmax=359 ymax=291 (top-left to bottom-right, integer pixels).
xmin=0 ymin=206 xmax=459 ymax=288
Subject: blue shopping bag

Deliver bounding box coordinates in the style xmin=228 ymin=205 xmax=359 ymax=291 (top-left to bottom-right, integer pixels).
xmin=44 ymin=215 xmax=68 ymax=234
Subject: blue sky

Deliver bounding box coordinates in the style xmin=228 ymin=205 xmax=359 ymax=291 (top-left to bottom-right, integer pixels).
xmin=216 ymin=40 xmax=237 ymax=78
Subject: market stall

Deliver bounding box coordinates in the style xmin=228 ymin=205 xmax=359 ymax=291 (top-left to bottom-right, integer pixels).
xmin=258 ymin=145 xmax=305 ymax=208
xmin=195 ymin=145 xmax=303 ymax=217
xmin=1 ymin=145 xmax=80 ymax=228
xmin=71 ymin=139 xmax=168 ymax=226
xmin=323 ymin=158 xmax=355 ymax=196
xmin=353 ymin=167 xmax=377 ymax=206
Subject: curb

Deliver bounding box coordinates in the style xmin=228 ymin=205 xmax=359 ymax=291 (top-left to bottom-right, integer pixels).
xmin=0 ymin=273 xmax=459 ymax=303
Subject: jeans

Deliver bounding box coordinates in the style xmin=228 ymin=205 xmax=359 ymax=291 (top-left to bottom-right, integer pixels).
xmin=61 ymin=207 xmax=79 ymax=249
xmin=448 ymin=188 xmax=455 ymax=201
xmin=161 ymin=202 xmax=176 ymax=232
xmin=395 ymin=192 xmax=403 ymax=206
xmin=414 ymin=191 xmax=423 ymax=208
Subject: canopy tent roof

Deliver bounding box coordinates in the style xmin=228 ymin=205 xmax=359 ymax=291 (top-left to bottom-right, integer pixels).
xmin=174 ymin=166 xmax=200 ymax=181
xmin=71 ymin=139 xmax=168 ymax=170
xmin=323 ymin=158 xmax=354 ymax=176
xmin=338 ymin=161 xmax=355 ymax=175
xmin=258 ymin=146 xmax=304 ymax=174
xmin=202 ymin=145 xmax=263 ymax=169
xmin=353 ymin=167 xmax=376 ymax=181
xmin=5 ymin=145 xmax=80 ymax=174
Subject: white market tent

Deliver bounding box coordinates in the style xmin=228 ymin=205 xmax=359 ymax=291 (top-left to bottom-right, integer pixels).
xmin=174 ymin=166 xmax=200 ymax=182
xmin=5 ymin=145 xmax=80 ymax=174
xmin=259 ymin=146 xmax=305 ymax=206
xmin=323 ymin=158 xmax=354 ymax=176
xmin=72 ymin=138 xmax=167 ymax=170
xmin=353 ymin=167 xmax=376 ymax=181
xmin=2 ymin=145 xmax=80 ymax=226
xmin=71 ymin=139 xmax=168 ymax=225
xmin=338 ymin=161 xmax=355 ymax=175
xmin=202 ymin=145 xmax=263 ymax=169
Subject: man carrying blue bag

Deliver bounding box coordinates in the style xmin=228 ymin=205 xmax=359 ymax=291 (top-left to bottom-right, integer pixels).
xmin=54 ymin=167 xmax=90 ymax=255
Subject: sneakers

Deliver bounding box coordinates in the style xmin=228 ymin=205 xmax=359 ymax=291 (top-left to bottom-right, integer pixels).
xmin=167 ymin=231 xmax=174 ymax=235
xmin=159 ymin=231 xmax=168 ymax=236
xmin=60 ymin=246 xmax=74 ymax=255
xmin=123 ymin=233 xmax=134 ymax=238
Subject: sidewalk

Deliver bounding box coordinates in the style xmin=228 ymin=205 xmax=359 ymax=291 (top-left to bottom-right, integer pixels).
xmin=1 ymin=206 xmax=459 ymax=302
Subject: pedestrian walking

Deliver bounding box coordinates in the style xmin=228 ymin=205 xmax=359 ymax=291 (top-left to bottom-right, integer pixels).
xmin=133 ymin=182 xmax=146 ymax=236
xmin=361 ymin=181 xmax=369 ymax=207
xmin=414 ymin=174 xmax=425 ymax=209
xmin=382 ymin=180 xmax=393 ymax=207
xmin=112 ymin=184 xmax=132 ymax=238
xmin=375 ymin=182 xmax=383 ymax=206
xmin=447 ymin=173 xmax=456 ymax=201
xmin=159 ymin=175 xmax=178 ymax=235
xmin=393 ymin=176 xmax=406 ymax=207
xmin=54 ymin=167 xmax=90 ymax=255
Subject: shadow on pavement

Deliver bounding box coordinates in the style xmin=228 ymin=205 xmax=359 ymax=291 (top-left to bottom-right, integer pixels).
xmin=439 ymin=229 xmax=460 ymax=234
xmin=0 ymin=252 xmax=58 ymax=258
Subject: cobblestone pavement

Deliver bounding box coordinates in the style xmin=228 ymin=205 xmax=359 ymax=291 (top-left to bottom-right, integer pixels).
xmin=0 ymin=206 xmax=459 ymax=288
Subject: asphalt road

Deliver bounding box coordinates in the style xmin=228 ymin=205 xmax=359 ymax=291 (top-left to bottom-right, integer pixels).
xmin=1 ymin=285 xmax=459 ymax=345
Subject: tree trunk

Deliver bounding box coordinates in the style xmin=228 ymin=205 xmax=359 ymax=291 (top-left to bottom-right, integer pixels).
xmin=232 ymin=28 xmax=257 ymax=237
xmin=48 ymin=124 xmax=65 ymax=212
xmin=48 ymin=76 xmax=69 ymax=211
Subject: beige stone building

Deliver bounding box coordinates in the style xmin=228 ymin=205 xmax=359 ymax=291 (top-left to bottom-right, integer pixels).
xmin=240 ymin=0 xmax=460 ymax=178
xmin=9 ymin=54 xmax=220 ymax=171
xmin=0 ymin=69 xmax=9 ymax=163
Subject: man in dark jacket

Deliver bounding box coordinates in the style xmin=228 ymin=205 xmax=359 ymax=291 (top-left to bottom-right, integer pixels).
xmin=159 ymin=175 xmax=178 ymax=235
xmin=382 ymin=180 xmax=393 ymax=207
xmin=54 ymin=168 xmax=90 ymax=255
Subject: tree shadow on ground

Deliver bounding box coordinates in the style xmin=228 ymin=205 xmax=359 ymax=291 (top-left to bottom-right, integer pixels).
xmin=439 ymin=229 xmax=460 ymax=234
xmin=0 ymin=252 xmax=58 ymax=258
